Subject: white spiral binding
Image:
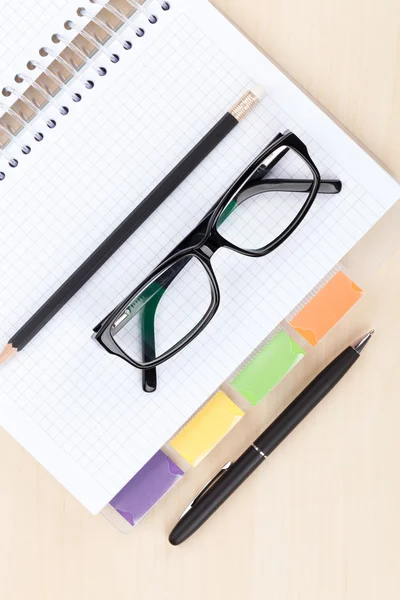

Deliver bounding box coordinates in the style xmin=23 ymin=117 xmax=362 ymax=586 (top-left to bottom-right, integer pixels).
xmin=77 ymin=7 xmax=129 ymax=50
xmin=16 ymin=72 xmax=69 ymax=114
xmin=0 ymin=0 xmax=171 ymax=181
xmin=91 ymin=0 xmax=137 ymax=27
xmin=52 ymin=34 xmax=101 ymax=79
xmin=3 ymin=86 xmax=58 ymax=129
xmin=91 ymin=0 xmax=159 ymax=26
xmin=0 ymin=122 xmax=28 ymax=163
xmin=3 ymin=86 xmax=41 ymax=118
xmin=0 ymin=102 xmax=44 ymax=141
xmin=40 ymin=46 xmax=94 ymax=90
xmin=84 ymin=4 xmax=134 ymax=50
xmin=127 ymin=0 xmax=161 ymax=22
xmin=27 ymin=60 xmax=81 ymax=103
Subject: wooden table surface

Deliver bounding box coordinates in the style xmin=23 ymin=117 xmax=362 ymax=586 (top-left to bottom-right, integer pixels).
xmin=1 ymin=1 xmax=399 ymax=598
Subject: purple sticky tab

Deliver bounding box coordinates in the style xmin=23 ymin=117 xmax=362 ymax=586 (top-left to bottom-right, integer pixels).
xmin=110 ymin=450 xmax=184 ymax=526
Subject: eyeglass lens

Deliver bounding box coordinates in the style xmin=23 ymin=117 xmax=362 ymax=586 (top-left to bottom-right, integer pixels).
xmin=216 ymin=147 xmax=315 ymax=251
xmin=112 ymin=255 xmax=213 ymax=364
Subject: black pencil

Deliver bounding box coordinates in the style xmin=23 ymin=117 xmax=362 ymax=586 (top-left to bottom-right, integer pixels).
xmin=0 ymin=86 xmax=265 ymax=363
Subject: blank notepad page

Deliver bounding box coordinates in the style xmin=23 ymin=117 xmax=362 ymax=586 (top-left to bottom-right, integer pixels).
xmin=0 ymin=0 xmax=398 ymax=513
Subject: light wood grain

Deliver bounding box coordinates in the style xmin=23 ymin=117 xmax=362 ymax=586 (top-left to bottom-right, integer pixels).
xmin=1 ymin=1 xmax=399 ymax=599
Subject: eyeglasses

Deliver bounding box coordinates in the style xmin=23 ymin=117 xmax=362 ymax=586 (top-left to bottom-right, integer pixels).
xmin=94 ymin=131 xmax=342 ymax=392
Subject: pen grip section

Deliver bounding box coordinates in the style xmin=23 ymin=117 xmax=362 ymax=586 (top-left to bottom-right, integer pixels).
xmin=254 ymin=346 xmax=359 ymax=456
xmin=185 ymin=447 xmax=263 ymax=532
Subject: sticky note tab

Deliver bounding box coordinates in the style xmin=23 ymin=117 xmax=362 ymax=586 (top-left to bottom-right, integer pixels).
xmin=289 ymin=271 xmax=363 ymax=345
xmin=110 ymin=451 xmax=183 ymax=526
xmin=170 ymin=392 xmax=244 ymax=466
xmin=231 ymin=330 xmax=305 ymax=405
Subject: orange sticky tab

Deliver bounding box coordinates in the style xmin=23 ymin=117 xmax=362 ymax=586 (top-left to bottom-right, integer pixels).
xmin=289 ymin=272 xmax=363 ymax=345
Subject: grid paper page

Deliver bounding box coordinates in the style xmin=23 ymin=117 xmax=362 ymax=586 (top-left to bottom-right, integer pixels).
xmin=0 ymin=0 xmax=103 ymax=97
xmin=0 ymin=0 xmax=399 ymax=513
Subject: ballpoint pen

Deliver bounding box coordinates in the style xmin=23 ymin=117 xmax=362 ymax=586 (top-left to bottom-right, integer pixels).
xmin=169 ymin=331 xmax=374 ymax=546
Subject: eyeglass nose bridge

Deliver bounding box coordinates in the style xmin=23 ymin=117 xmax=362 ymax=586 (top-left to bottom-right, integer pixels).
xmin=197 ymin=229 xmax=225 ymax=259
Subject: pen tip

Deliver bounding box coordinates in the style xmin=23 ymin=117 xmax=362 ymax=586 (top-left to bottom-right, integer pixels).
xmin=352 ymin=330 xmax=374 ymax=355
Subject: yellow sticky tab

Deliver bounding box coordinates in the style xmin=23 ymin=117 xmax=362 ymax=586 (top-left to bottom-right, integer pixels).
xmin=170 ymin=392 xmax=244 ymax=466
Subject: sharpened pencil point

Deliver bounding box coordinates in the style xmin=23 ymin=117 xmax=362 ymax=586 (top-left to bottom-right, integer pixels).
xmin=0 ymin=343 xmax=17 ymax=364
xmin=229 ymin=86 xmax=265 ymax=121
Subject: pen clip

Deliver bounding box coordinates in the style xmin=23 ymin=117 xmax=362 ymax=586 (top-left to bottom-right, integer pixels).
xmin=178 ymin=461 xmax=233 ymax=520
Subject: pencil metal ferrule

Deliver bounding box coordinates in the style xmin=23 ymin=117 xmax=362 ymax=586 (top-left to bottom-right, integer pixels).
xmin=229 ymin=89 xmax=262 ymax=121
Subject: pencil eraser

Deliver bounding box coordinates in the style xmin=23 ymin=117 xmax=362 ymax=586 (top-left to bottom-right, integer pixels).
xmin=250 ymin=84 xmax=266 ymax=100
xmin=289 ymin=271 xmax=363 ymax=346
xmin=231 ymin=330 xmax=305 ymax=406
xmin=169 ymin=391 xmax=244 ymax=466
xmin=109 ymin=451 xmax=183 ymax=527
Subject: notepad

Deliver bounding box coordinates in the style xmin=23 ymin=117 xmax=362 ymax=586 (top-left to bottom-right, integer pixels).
xmin=0 ymin=0 xmax=399 ymax=514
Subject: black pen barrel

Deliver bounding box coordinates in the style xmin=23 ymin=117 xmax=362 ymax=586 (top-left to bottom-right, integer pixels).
xmin=254 ymin=346 xmax=359 ymax=456
xmin=169 ymin=447 xmax=263 ymax=545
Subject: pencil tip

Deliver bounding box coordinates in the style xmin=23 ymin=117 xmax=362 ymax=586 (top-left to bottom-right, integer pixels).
xmin=0 ymin=343 xmax=17 ymax=364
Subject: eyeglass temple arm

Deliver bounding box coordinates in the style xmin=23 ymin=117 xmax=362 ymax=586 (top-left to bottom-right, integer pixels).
xmin=236 ymin=179 xmax=342 ymax=205
xmin=140 ymin=177 xmax=342 ymax=392
xmin=140 ymin=289 xmax=164 ymax=392
xmin=140 ymin=258 xmax=193 ymax=391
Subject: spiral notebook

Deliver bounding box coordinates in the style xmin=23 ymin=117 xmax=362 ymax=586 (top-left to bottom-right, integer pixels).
xmin=0 ymin=0 xmax=399 ymax=514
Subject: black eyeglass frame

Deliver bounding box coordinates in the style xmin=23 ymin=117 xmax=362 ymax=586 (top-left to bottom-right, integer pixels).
xmin=94 ymin=131 xmax=322 ymax=372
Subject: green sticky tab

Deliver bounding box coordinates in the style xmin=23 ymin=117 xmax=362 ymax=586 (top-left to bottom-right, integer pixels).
xmin=232 ymin=331 xmax=305 ymax=405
